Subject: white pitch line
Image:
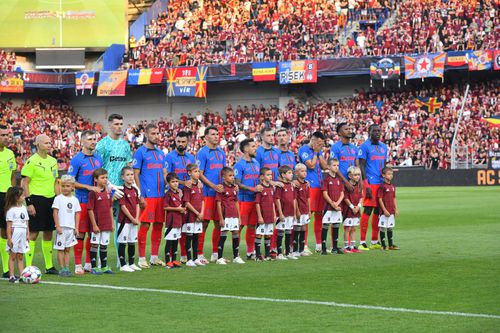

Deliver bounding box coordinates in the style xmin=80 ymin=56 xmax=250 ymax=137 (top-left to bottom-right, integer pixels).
xmin=36 ymin=280 xmax=500 ymax=320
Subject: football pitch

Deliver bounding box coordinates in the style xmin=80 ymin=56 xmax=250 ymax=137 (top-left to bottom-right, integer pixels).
xmin=1 ymin=187 xmax=499 ymax=332
xmin=0 ymin=0 xmax=127 ymax=48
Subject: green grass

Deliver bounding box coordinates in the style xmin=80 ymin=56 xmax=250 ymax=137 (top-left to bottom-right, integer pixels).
xmin=1 ymin=187 xmax=499 ymax=332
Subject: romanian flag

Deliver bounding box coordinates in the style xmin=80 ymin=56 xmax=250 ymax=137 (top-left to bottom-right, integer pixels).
xmin=482 ymin=116 xmax=500 ymax=128
xmin=252 ymin=62 xmax=277 ymax=82
xmin=415 ymin=96 xmax=442 ymax=114
xmin=128 ymin=68 xmax=164 ymax=85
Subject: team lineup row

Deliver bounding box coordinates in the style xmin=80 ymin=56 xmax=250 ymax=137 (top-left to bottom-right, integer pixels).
xmin=0 ymin=114 xmax=398 ymax=281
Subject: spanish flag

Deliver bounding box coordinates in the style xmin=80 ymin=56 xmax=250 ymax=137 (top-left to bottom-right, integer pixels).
xmin=482 ymin=116 xmax=500 ymax=128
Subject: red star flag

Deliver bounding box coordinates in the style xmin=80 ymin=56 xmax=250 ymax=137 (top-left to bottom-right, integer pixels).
xmin=404 ymin=53 xmax=446 ymax=80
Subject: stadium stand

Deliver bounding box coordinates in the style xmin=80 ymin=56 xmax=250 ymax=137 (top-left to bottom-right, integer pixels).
xmin=122 ymin=0 xmax=395 ymax=68
xmin=356 ymin=0 xmax=499 ymax=56
xmin=123 ymin=0 xmax=498 ymax=67
xmin=0 ymin=98 xmax=99 ymax=171
xmin=0 ymin=50 xmax=16 ymax=71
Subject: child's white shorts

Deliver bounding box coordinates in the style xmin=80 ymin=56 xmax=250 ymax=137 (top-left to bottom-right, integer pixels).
xmin=117 ymin=223 xmax=138 ymax=244
xmin=90 ymin=231 xmax=111 ymax=246
xmin=294 ymin=214 xmax=310 ymax=226
xmin=182 ymin=222 xmax=203 ymax=234
xmin=221 ymin=217 xmax=239 ymax=232
xmin=322 ymin=210 xmax=343 ymax=224
xmin=256 ymin=223 xmax=274 ymax=236
xmin=164 ymin=227 xmax=182 ymax=240
xmin=53 ymin=227 xmax=78 ymax=250
xmin=343 ymin=218 xmax=360 ymax=227
xmin=7 ymin=227 xmax=29 ymax=253
xmin=378 ymin=215 xmax=395 ymax=228
xmin=276 ymin=216 xmax=294 ymax=230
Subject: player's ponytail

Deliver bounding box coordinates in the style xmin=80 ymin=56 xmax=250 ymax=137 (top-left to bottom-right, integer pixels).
xmin=4 ymin=186 xmax=24 ymax=214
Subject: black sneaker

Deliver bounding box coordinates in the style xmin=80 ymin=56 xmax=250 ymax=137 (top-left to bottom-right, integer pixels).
xmin=246 ymin=253 xmax=256 ymax=260
xmin=8 ymin=276 xmax=18 ymax=283
xmin=2 ymin=271 xmax=9 ymax=278
xmin=45 ymin=267 xmax=59 ymax=275
xmin=321 ymin=250 xmax=328 ymax=255
xmin=255 ymin=255 xmax=264 ymax=262
xmin=331 ymin=248 xmax=344 ymax=255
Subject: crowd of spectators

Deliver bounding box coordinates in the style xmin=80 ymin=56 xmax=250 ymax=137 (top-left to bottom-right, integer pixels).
xmin=123 ymin=0 xmax=393 ymax=69
xmin=353 ymin=0 xmax=499 ymax=57
xmin=129 ymin=80 xmax=495 ymax=169
xmin=0 ymin=50 xmax=16 ymax=71
xmin=1 ymin=80 xmax=497 ymax=170
xmin=123 ymin=0 xmax=498 ymax=68
xmin=0 ymin=98 xmax=99 ymax=171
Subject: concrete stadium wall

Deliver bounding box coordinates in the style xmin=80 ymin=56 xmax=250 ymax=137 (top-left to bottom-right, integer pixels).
xmin=66 ymin=76 xmax=370 ymax=126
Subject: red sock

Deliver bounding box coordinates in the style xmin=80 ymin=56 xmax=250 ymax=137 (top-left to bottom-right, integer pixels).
xmin=198 ymin=231 xmax=206 ymax=255
xmin=74 ymin=238 xmax=83 ymax=265
xmin=138 ymin=224 xmax=149 ymax=257
xmin=270 ymin=228 xmax=278 ymax=251
xmin=179 ymin=233 xmax=186 ymax=257
xmin=245 ymin=227 xmax=255 ymax=254
xmin=151 ymin=223 xmax=162 ymax=257
xmin=371 ymin=214 xmax=380 ymax=242
xmin=360 ymin=213 xmax=370 ymax=242
xmin=212 ymin=227 xmax=220 ymax=253
xmin=313 ymin=212 xmax=322 ymax=246
xmin=85 ymin=237 xmax=91 ymax=264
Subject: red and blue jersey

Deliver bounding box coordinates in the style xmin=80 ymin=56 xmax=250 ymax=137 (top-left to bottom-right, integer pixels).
xmin=165 ymin=150 xmax=196 ymax=189
xmin=298 ymin=144 xmax=323 ymax=189
xmin=278 ymin=149 xmax=296 ymax=169
xmin=234 ymin=158 xmax=260 ymax=202
xmin=330 ymin=141 xmax=358 ymax=179
xmin=196 ymin=146 xmax=226 ymax=197
xmin=68 ymin=152 xmax=103 ymax=204
xmin=256 ymin=146 xmax=280 ymax=180
xmin=132 ymin=146 xmax=166 ymax=198
xmin=358 ymin=140 xmax=388 ymax=185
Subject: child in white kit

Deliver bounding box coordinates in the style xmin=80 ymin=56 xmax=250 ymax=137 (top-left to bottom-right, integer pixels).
xmin=52 ymin=175 xmax=81 ymax=277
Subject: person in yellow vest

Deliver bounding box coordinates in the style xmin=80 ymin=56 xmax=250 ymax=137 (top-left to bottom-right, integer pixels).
xmin=0 ymin=125 xmax=17 ymax=278
xmin=22 ymin=134 xmax=60 ymax=275
xmin=129 ymin=36 xmax=137 ymax=49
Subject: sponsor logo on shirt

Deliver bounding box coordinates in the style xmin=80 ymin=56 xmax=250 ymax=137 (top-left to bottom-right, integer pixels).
xmin=110 ymin=156 xmax=128 ymax=162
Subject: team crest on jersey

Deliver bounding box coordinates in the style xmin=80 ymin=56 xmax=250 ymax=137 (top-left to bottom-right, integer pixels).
xmin=234 ymin=168 xmax=238 ymax=176
xmin=20 ymin=213 xmax=25 ymax=219
xmin=52 ymin=169 xmax=57 ymax=177
xmin=196 ymin=160 xmax=201 ymax=166
xmin=68 ymin=165 xmax=73 ymax=173
xmin=132 ymin=159 xmax=138 ymax=167
xmin=67 ymin=203 xmax=73 ymax=209
xmin=302 ymin=152 xmax=309 ymax=159
xmin=9 ymin=162 xmax=13 ymax=171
